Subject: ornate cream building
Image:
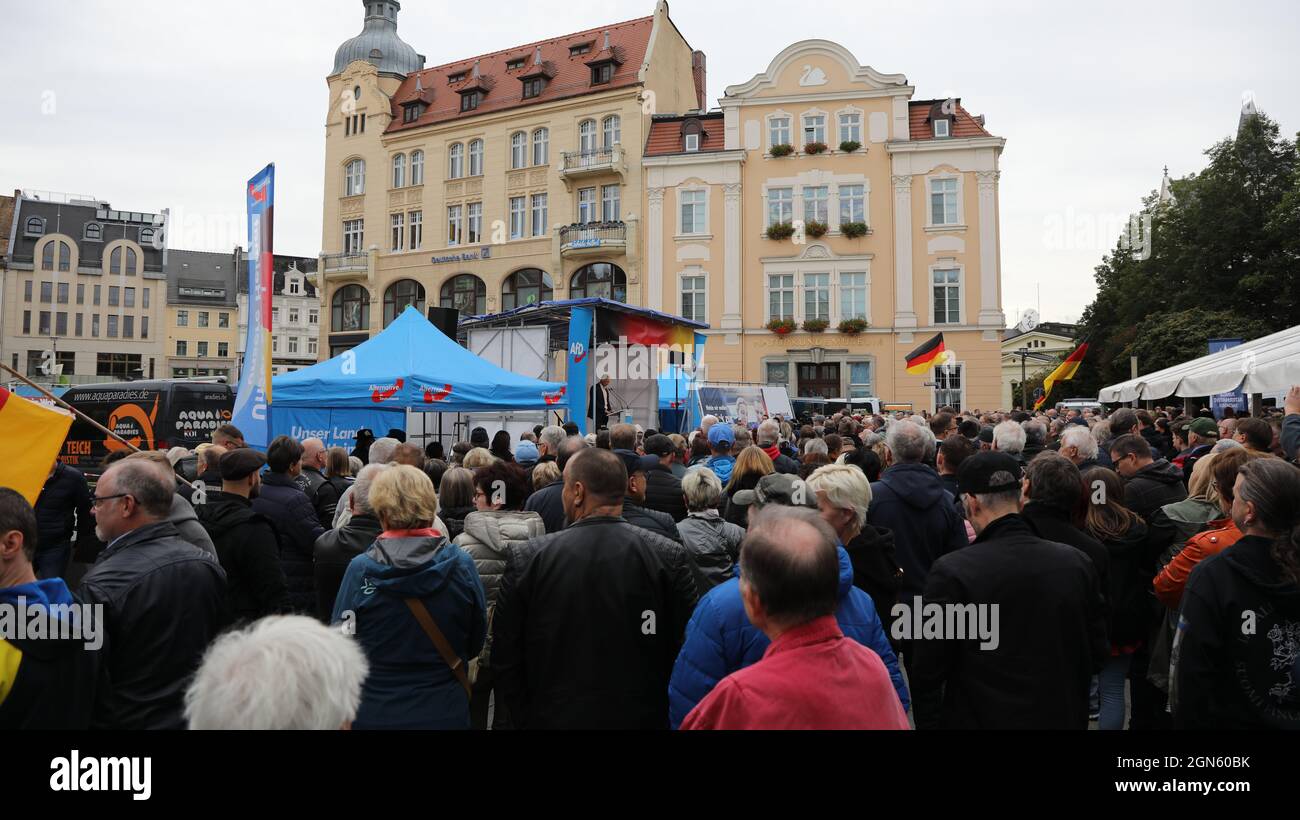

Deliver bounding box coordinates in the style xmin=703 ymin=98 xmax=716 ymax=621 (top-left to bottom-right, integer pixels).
xmin=313 ymin=0 xmax=705 ymax=356
xmin=644 ymin=40 xmax=1007 ymax=411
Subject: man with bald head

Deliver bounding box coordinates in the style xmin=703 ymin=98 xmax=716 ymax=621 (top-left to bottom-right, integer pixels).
xmin=296 ymin=438 xmax=328 ymax=503
xmin=492 ymin=446 xmax=700 ymax=729
xmin=79 ymin=459 xmax=229 ymax=729
xmin=681 ymin=507 xmax=910 ymax=730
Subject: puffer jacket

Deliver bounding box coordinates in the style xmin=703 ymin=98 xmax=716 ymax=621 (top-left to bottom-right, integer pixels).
xmin=252 ymin=472 xmax=326 ymax=614
xmin=676 ymin=510 xmax=744 ymax=590
xmin=454 ymin=509 xmax=545 ymax=674
xmin=440 ymin=505 xmax=475 ymax=542
xmin=623 ymin=502 xmax=683 ymax=544
xmin=668 ymin=544 xmax=909 ymax=729
xmin=314 ymin=475 xmax=352 ymax=529
xmin=1123 ymin=459 xmax=1188 ymax=523
xmin=643 ymin=464 xmax=687 ymax=522
xmin=332 ymin=532 xmax=487 ymax=730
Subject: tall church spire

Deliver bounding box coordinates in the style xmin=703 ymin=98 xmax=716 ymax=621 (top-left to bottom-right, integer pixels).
xmin=1158 ymin=165 xmax=1174 ymax=206
xmin=1238 ymin=93 xmax=1259 ymax=135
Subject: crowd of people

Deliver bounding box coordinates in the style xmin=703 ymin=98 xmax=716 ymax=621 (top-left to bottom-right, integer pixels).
xmin=3 ymin=386 xmax=1299 ymax=730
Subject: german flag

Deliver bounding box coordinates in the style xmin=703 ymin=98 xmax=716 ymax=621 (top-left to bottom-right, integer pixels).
xmin=1035 ymin=341 xmax=1090 ymax=409
xmin=0 ymin=387 xmax=73 ymax=504
xmin=905 ymin=333 xmax=946 ymax=375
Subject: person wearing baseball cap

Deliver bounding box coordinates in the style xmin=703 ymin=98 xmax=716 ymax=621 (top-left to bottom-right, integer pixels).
xmin=642 ymin=435 xmax=687 ymax=523
xmin=728 ymin=473 xmax=817 ymax=525
xmin=907 ymin=450 xmax=1107 ymax=730
xmin=614 ymin=449 xmax=682 ymax=543
xmin=703 ymin=424 xmax=736 ymax=484
xmin=1179 ymin=417 xmax=1220 ymax=486
xmin=194 ymin=448 xmax=290 ymax=621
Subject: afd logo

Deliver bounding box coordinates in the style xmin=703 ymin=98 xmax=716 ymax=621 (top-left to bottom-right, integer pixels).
xmin=570 ymin=341 xmax=587 ymax=364
xmin=247 ymin=181 xmax=268 ymax=204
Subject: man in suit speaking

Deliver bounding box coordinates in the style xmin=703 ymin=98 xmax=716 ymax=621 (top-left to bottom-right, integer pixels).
xmin=589 ymin=376 xmax=616 ymax=430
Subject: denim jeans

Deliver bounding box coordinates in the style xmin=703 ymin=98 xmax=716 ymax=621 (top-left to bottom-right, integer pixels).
xmin=33 ymin=540 xmax=72 ymax=580
xmin=1099 ymin=654 xmax=1133 ymax=730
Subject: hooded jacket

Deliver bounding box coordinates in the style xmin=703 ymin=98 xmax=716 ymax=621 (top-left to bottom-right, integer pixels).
xmin=1151 ymin=497 xmax=1222 ymax=551
xmin=253 ymin=472 xmax=326 ymax=614
xmin=313 ymin=512 xmax=384 ymax=621
xmin=643 ymin=463 xmax=688 ymax=523
xmin=668 ymin=545 xmax=909 ymax=729
xmin=843 ymin=524 xmax=902 ymax=641
xmin=331 ymin=532 xmax=487 ymax=730
xmin=1123 ymin=459 xmax=1188 ymax=523
xmin=169 ymin=494 xmax=218 ymax=561
xmin=0 ymin=578 xmax=104 ymax=729
xmin=1172 ymin=535 xmax=1300 ymax=729
xmin=705 ymin=454 xmax=735 ymax=485
xmin=78 ymin=521 xmax=229 ymax=730
xmin=195 ymin=491 xmax=289 ymax=621
xmin=676 ymin=509 xmax=745 ymax=590
xmin=868 ymin=463 xmax=968 ymax=598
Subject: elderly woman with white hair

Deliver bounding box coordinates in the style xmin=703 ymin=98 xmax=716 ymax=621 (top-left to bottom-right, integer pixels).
xmin=806 ymin=464 xmax=901 ymax=641
xmin=186 ymin=615 xmax=369 ymax=730
xmin=676 ymin=468 xmax=745 ymax=589
xmin=331 ymin=465 xmax=486 ymax=730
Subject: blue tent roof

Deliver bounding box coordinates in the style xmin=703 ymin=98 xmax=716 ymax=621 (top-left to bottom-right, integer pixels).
xmin=272 ymin=306 xmax=569 ymax=411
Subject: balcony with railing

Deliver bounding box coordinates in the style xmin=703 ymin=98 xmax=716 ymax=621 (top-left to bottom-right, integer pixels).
xmin=559 ymin=145 xmax=625 ymax=182
xmin=319 ymin=251 xmax=372 ymax=283
xmin=559 ymin=221 xmax=627 ymax=256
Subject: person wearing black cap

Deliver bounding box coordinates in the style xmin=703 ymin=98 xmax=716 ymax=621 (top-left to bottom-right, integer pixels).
xmin=908 ymin=452 xmax=1107 ymax=730
xmin=616 ymin=449 xmax=683 ymax=543
xmin=470 ymin=427 xmax=490 ymax=449
xmin=351 ymin=429 xmax=376 ymax=465
xmin=194 ymin=449 xmax=290 ymax=622
xmin=642 ymin=434 xmax=687 ymax=523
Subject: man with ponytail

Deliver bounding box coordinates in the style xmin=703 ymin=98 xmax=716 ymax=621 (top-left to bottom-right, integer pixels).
xmin=1172 ymin=457 xmax=1300 ymax=729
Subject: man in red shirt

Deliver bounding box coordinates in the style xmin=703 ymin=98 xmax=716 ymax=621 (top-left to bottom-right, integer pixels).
xmin=680 ymin=507 xmax=911 ymax=730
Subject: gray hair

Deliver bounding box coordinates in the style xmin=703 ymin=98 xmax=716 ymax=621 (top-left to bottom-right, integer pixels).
xmin=185 ymin=615 xmax=368 ymax=730
xmin=348 ymin=455 xmax=363 ymax=475
xmin=756 ymin=419 xmax=780 ymax=447
xmin=1060 ymin=425 xmax=1098 ymax=459
xmin=885 ymin=420 xmax=931 ymax=464
xmin=682 ymin=467 xmax=724 ymax=512
xmin=1022 ymin=420 xmax=1048 ymax=448
xmin=369 ymin=437 xmax=400 ymax=465
xmin=1090 ymin=421 xmax=1111 ymax=446
xmin=805 ymin=463 xmax=871 ymax=531
xmin=993 ymin=420 xmax=1027 ymax=454
xmin=106 ymin=459 xmax=174 ymax=518
xmin=1211 ymin=438 xmax=1244 ymax=454
xmin=539 ymin=425 xmax=567 ymax=452
xmin=803 ymin=438 xmax=829 ymax=456
xmin=352 ymin=463 xmax=387 ymax=515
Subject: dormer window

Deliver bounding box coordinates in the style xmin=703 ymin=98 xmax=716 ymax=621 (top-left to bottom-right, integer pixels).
xmin=448 ymin=72 xmax=466 ymax=84
xmin=460 ymin=91 xmax=482 ymax=112
xmin=402 ymin=102 xmax=426 ymax=123
xmin=84 ymin=223 xmax=103 ymax=241
xmin=933 ymin=118 xmax=950 ymax=138
xmin=591 ymin=63 xmax=613 ymax=85
xmin=24 ymin=217 xmax=45 ymax=237
xmin=522 ymin=77 xmax=544 ymax=99
xmin=506 ymin=58 xmax=526 ymax=71
xmin=685 ymin=133 xmax=699 ymax=152
xmin=569 ymin=42 xmax=593 ymax=57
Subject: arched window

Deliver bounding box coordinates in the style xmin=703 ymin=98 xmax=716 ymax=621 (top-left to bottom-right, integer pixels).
xmin=345 ymin=159 xmax=366 ymax=196
xmin=41 ymin=242 xmax=54 ymax=271
xmin=58 ymin=241 xmax=71 ymax=272
xmin=126 ymin=247 xmax=137 ymax=275
xmin=410 ymin=150 xmax=425 ymax=185
xmin=25 ymin=217 xmax=45 ymax=237
xmin=440 ymin=274 xmax=486 ymax=315
xmin=468 ymin=139 xmax=484 ymax=176
xmin=448 ymin=143 xmax=463 ymax=179
xmin=579 ymin=119 xmax=597 ymax=154
xmin=383 ymin=278 xmax=426 ymax=326
xmin=532 ymin=128 xmax=549 ymax=166
xmin=501 ymin=268 xmax=552 ymax=310
xmin=569 ymin=263 xmax=626 ymax=301
xmin=510 ymin=132 xmax=527 ymax=169
xmin=139 ymin=227 xmax=156 ymax=247
xmin=84 ymin=223 xmax=103 ymax=241
xmin=110 ymin=247 xmax=122 ymax=275
xmin=602 ymin=115 xmax=621 ymax=148
xmin=392 ymin=153 xmax=406 ymax=188
xmin=332 ymin=284 xmax=370 ymax=331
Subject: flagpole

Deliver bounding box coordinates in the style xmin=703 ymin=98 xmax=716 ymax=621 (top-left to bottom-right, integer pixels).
xmin=0 ymin=363 xmax=140 ymax=452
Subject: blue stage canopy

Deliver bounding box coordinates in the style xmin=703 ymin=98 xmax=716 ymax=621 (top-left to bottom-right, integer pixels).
xmin=271 ymin=306 xmax=569 ymax=412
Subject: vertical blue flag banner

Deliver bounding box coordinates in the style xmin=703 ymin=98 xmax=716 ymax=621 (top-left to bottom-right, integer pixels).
xmin=567 ymin=306 xmax=594 ymax=435
xmin=232 ymin=164 xmax=275 ymax=449
xmin=1208 ymin=338 xmax=1248 ymax=419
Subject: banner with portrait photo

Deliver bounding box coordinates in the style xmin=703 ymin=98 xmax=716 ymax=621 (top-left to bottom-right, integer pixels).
xmin=697 ymin=385 xmax=768 ymax=426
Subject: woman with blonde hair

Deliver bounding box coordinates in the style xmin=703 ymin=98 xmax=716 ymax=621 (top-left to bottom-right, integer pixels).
xmin=462 ymin=447 xmax=497 ymax=470
xmin=531 ymin=460 xmax=561 ymax=492
xmin=330 ymin=465 xmax=486 ymax=730
xmin=721 ymin=445 xmax=773 ymax=527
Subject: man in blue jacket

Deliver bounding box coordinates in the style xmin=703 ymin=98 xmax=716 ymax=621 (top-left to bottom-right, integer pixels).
xmin=668 ymin=473 xmax=909 ymax=728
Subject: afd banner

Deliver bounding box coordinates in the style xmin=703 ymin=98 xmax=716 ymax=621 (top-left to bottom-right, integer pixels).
xmin=269 ymin=407 xmax=403 ymax=451
xmin=231 ymin=164 xmax=275 ymax=448
xmin=567 ymin=306 xmax=594 ymax=435
xmin=1208 ymin=338 xmax=1248 ymax=418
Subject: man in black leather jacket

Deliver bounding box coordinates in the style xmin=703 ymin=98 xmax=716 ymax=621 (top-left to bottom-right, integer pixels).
xmin=616 ymin=449 xmax=683 ymax=543
xmin=79 ymin=459 xmax=229 ymax=730
xmin=313 ymin=464 xmax=385 ymax=621
xmin=641 ymin=435 xmax=687 ymax=523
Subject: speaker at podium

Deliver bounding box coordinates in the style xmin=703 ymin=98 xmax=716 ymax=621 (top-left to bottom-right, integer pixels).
xmin=427 ymin=306 xmax=460 ymax=340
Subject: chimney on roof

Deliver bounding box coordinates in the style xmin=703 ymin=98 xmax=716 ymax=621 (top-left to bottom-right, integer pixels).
xmin=415 ymin=75 xmax=423 ymax=92
xmin=603 ymin=31 xmax=611 ymax=50
xmin=692 ymin=51 xmax=707 ymax=113
xmin=534 ymin=46 xmax=543 ymax=65
xmin=472 ymin=59 xmax=481 ymax=79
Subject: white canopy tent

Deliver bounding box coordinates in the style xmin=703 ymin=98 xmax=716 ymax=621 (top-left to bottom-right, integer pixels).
xmin=1099 ymin=324 xmax=1300 ymax=403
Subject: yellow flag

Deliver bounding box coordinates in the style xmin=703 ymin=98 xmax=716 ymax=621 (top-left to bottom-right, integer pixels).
xmin=0 ymin=388 xmax=73 ymax=505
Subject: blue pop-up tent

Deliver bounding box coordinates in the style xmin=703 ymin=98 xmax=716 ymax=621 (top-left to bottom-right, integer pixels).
xmin=271 ymin=306 xmax=570 ymax=412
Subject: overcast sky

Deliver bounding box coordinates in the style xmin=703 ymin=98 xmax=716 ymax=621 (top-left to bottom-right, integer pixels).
xmin=3 ymin=0 xmax=1297 ymax=324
